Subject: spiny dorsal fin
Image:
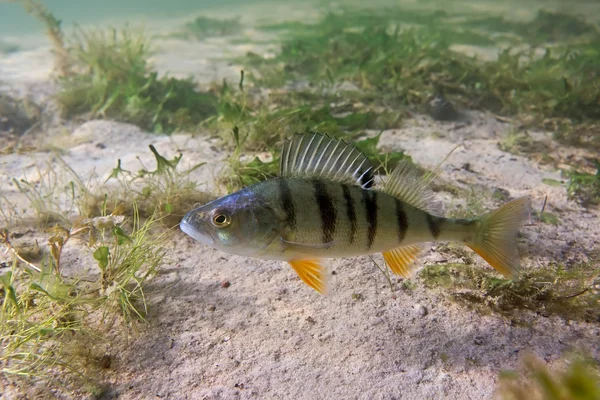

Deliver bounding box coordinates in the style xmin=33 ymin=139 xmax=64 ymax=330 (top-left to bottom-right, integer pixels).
xmin=280 ymin=132 xmax=374 ymax=188
xmin=383 ymin=160 xmax=439 ymax=214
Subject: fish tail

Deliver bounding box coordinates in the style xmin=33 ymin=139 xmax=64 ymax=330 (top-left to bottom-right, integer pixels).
xmin=466 ymin=197 xmax=530 ymax=279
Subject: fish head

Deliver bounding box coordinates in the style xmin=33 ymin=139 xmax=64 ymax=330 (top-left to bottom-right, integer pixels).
xmin=180 ymin=187 xmax=282 ymax=257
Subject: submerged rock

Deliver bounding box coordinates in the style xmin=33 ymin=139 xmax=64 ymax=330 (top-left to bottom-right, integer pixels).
xmin=427 ymin=88 xmax=460 ymax=122
xmin=0 ymin=93 xmax=40 ymax=136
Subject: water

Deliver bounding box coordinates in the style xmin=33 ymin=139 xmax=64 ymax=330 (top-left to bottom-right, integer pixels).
xmin=0 ymin=0 xmax=250 ymax=34
xmin=1 ymin=1 xmax=599 ymax=399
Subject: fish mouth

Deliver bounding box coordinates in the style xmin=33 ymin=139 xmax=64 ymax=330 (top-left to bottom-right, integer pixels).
xmin=180 ymin=213 xmax=215 ymax=246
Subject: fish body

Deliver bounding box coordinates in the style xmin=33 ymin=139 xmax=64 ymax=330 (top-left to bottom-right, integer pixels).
xmin=181 ymin=132 xmax=530 ymax=294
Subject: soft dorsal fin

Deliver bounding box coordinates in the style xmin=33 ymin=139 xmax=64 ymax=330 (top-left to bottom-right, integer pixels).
xmin=383 ymin=160 xmax=439 ymax=214
xmin=280 ymin=132 xmax=374 ymax=188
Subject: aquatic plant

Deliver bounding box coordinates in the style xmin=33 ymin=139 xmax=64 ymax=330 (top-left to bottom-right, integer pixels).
xmin=419 ymin=260 xmax=600 ymax=322
xmin=214 ymin=72 xmax=398 ymax=151
xmin=0 ymin=208 xmax=166 ymax=395
xmin=105 ymin=144 xmax=212 ymax=226
xmin=249 ymin=8 xmax=600 ymax=147
xmin=497 ymin=354 xmax=600 ymax=400
xmin=565 ymin=160 xmax=600 ymax=206
xmin=58 ymin=27 xmax=218 ymax=133
xmin=0 ymin=144 xmax=209 ymax=394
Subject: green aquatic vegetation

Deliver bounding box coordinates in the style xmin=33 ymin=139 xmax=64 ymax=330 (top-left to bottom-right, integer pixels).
xmin=0 ymin=209 xmax=166 ymax=393
xmin=222 ymin=149 xmax=280 ymax=193
xmin=535 ymin=211 xmax=560 ymax=226
xmin=353 ymin=132 xmax=411 ymax=174
xmin=565 ymin=160 xmax=600 ymax=206
xmin=213 ymin=71 xmax=402 ymax=158
xmin=419 ymin=261 xmax=599 ymax=321
xmin=497 ymin=354 xmax=600 ymax=400
xmin=260 ymin=8 xmax=493 ymax=46
xmin=177 ymin=15 xmax=243 ymax=39
xmin=10 ymin=153 xmax=108 ymax=228
xmin=58 ymin=27 xmax=218 ymax=133
xmin=248 ymin=9 xmax=600 ymax=137
xmin=106 ymin=145 xmax=212 ymax=226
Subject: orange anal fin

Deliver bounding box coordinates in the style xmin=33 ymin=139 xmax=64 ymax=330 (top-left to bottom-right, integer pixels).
xmin=382 ymin=244 xmax=423 ymax=278
xmin=288 ymin=259 xmax=327 ymax=295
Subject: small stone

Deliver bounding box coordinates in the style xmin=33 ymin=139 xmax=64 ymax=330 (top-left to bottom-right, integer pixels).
xmin=492 ymin=187 xmax=510 ymax=202
xmin=352 ymin=293 xmax=364 ymax=301
xmin=414 ymin=304 xmax=428 ymax=317
xmin=207 ymin=304 xmax=216 ymax=312
xmin=305 ymin=316 xmax=316 ymax=324
xmin=99 ymin=354 xmax=111 ymax=369
xmin=474 ymin=336 xmax=485 ymax=345
xmin=221 ymin=281 xmax=231 ymax=288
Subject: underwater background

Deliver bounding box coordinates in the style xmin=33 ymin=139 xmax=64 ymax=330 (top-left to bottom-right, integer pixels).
xmin=1 ymin=0 xmax=599 ymax=399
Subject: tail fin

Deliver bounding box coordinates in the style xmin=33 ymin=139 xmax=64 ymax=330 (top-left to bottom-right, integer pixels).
xmin=466 ymin=197 xmax=531 ymax=279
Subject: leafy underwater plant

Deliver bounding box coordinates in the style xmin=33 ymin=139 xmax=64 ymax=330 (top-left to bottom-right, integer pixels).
xmin=419 ymin=260 xmax=600 ymax=322
xmin=497 ymin=354 xmax=600 ymax=400
xmin=564 ymin=160 xmax=600 ymax=206
xmin=57 ymin=26 xmax=218 ymax=133
xmin=0 ymin=145 xmax=200 ymax=394
xmin=105 ymin=144 xmax=212 ymax=226
xmin=248 ymin=8 xmax=600 ymax=147
xmin=0 ymin=206 xmax=167 ymax=395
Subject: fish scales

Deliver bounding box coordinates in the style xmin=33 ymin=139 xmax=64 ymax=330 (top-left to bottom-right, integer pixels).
xmin=261 ymin=177 xmax=443 ymax=258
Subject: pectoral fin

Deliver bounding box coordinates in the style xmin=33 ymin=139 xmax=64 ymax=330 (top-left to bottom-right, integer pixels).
xmin=288 ymin=259 xmax=327 ymax=295
xmin=382 ymin=244 xmax=423 ymax=278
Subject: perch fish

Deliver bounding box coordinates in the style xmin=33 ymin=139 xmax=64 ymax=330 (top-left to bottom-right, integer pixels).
xmin=181 ymin=132 xmax=530 ymax=295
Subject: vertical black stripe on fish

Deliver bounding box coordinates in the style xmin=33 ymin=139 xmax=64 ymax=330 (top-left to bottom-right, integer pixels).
xmin=342 ymin=184 xmax=357 ymax=244
xmin=362 ymin=189 xmax=378 ymax=250
xmin=394 ymin=198 xmax=408 ymax=243
xmin=313 ymin=180 xmax=337 ymax=244
xmin=426 ymin=214 xmax=443 ymax=239
xmin=279 ymin=178 xmax=296 ymax=230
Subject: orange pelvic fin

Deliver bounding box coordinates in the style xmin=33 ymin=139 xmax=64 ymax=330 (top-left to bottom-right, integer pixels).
xmin=288 ymin=259 xmax=327 ymax=295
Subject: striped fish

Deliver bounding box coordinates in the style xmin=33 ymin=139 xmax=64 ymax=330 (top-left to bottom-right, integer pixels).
xmin=181 ymin=132 xmax=530 ymax=295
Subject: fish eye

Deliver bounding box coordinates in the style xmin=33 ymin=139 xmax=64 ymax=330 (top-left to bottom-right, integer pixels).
xmin=211 ymin=211 xmax=231 ymax=228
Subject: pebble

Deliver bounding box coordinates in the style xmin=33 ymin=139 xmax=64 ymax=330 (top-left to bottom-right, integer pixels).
xmin=221 ymin=280 xmax=231 ymax=288
xmin=414 ymin=304 xmax=428 ymax=317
